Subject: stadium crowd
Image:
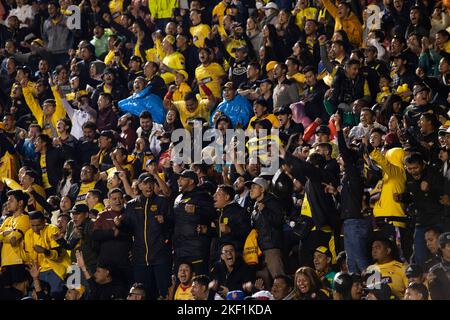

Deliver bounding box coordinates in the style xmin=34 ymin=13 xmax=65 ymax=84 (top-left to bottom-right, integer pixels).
xmin=0 ymin=0 xmax=449 ymax=300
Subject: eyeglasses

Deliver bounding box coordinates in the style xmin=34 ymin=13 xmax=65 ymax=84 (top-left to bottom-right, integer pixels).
xmin=221 ymin=250 xmax=235 ymax=255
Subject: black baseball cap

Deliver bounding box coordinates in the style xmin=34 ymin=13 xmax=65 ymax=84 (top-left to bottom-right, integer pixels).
xmin=413 ymin=84 xmax=431 ymax=96
xmin=274 ymin=105 xmax=292 ymax=115
xmin=251 ymin=118 xmax=272 ymax=131
xmin=99 ymin=130 xmax=115 ymax=140
xmin=180 ymin=170 xmax=199 ymax=184
xmin=439 ymin=232 xmax=450 ymax=247
xmin=70 ymin=203 xmax=89 ymax=214
xmin=405 ymin=264 xmax=424 ymax=278
xmin=256 ymin=78 xmax=274 ymax=87
xmin=130 ymin=55 xmax=143 ymax=64
xmin=137 ymin=173 xmax=156 ymax=184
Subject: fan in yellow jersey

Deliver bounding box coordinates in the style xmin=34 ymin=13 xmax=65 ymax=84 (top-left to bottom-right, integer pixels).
xmin=108 ymin=0 xmax=129 ymax=23
xmin=21 ymin=79 xmax=66 ymax=139
xmin=195 ymin=48 xmax=226 ymax=99
xmin=159 ymin=35 xmax=186 ymax=85
xmin=15 ymin=211 xmax=71 ymax=299
xmin=0 ymin=190 xmax=30 ymax=285
xmin=189 ymin=9 xmax=211 ymax=48
xmin=164 ymin=91 xmax=216 ymax=130
xmin=172 ymin=262 xmax=194 ymax=300
xmin=292 ymin=0 xmax=318 ymax=30
xmin=172 ymin=70 xmax=192 ymax=102
xmin=246 ymin=99 xmax=279 ymax=135
xmin=212 ymin=0 xmax=231 ymax=27
xmin=366 ymin=236 xmax=409 ymax=299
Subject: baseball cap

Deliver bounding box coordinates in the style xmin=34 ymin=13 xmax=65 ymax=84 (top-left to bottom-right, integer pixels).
xmin=226 ymin=290 xmax=245 ymax=300
xmin=69 ymin=203 xmax=89 ymax=214
xmin=266 ymin=61 xmax=277 ymax=72
xmin=263 ymin=2 xmax=279 ymax=10
xmin=223 ymin=81 xmax=236 ymax=90
xmin=180 ymin=170 xmax=199 ymax=184
xmin=137 ymin=173 xmax=156 ymax=184
xmin=413 ymin=84 xmax=431 ymax=96
xmin=315 ymin=125 xmax=331 ymax=135
xmin=274 ymin=105 xmax=292 ymax=115
xmin=364 ymin=45 xmax=378 ymax=53
xmin=175 ymin=69 xmax=189 ymax=81
xmin=163 ymin=35 xmax=175 ymax=45
xmin=439 ymin=232 xmax=450 ymax=247
xmin=245 ymin=177 xmax=269 ymax=191
xmin=405 ymin=264 xmax=424 ymax=278
xmin=333 ymin=272 xmax=353 ymax=294
xmin=364 ymin=281 xmax=392 ymax=300
xmin=235 ymin=45 xmax=248 ymax=54
xmin=129 ymin=55 xmax=143 ymax=64
xmin=257 ymin=78 xmax=274 ymax=87
xmin=99 ymin=130 xmax=115 ymax=140
xmin=315 ymin=246 xmax=332 ymax=258
xmin=251 ymin=290 xmax=274 ymax=300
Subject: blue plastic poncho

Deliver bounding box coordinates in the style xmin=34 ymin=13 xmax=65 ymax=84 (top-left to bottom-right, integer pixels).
xmin=118 ymin=85 xmax=165 ymax=124
xmin=210 ymin=94 xmax=253 ymax=128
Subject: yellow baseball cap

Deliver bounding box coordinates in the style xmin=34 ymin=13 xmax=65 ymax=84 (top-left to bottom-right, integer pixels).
xmin=175 ymin=69 xmax=188 ymax=81
xmin=163 ymin=35 xmax=175 ymax=45
xmin=266 ymin=60 xmax=277 ymax=72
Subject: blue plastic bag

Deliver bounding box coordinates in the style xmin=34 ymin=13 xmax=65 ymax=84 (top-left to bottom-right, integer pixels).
xmin=210 ymin=94 xmax=252 ymax=128
xmin=118 ymin=85 xmax=165 ymax=124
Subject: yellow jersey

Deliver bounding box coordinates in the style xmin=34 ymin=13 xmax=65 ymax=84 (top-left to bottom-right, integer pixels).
xmin=190 ymin=24 xmax=211 ymax=48
xmin=18 ymin=224 xmax=71 ymax=280
xmin=40 ymin=153 xmax=51 ymax=189
xmin=367 ymin=261 xmax=408 ymax=299
xmin=0 ymin=213 xmax=30 ymax=266
xmin=76 ymin=181 xmax=97 ymax=205
xmin=173 ymin=99 xmax=211 ymax=129
xmin=212 ymin=1 xmax=228 ymax=27
xmin=195 ymin=63 xmax=226 ymax=99
xmin=174 ymin=284 xmax=194 ymax=300
xmin=293 ymin=7 xmax=318 ymax=30
xmin=108 ymin=0 xmax=124 ymax=23
xmin=173 ymin=82 xmax=192 ymax=102
xmin=161 ymin=52 xmax=186 ymax=84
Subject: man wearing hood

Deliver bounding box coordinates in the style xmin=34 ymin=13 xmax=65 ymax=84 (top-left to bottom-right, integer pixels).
xmin=366 ymin=135 xmax=412 ymax=261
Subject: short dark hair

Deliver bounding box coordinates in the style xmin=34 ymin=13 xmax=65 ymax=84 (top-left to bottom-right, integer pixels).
xmin=38 ymin=134 xmax=53 ymax=147
xmin=82 ymin=121 xmax=97 ymax=131
xmin=6 ymin=190 xmax=29 ymax=205
xmin=345 ymin=59 xmax=361 ymax=67
xmin=370 ymin=127 xmax=386 ymax=136
xmin=217 ymin=184 xmax=236 ymax=200
xmin=139 ymin=110 xmax=153 ymax=120
xmin=407 ymin=283 xmax=428 ymax=300
xmin=424 ymin=225 xmax=443 ymax=236
xmin=404 ymin=152 xmax=424 ymax=165
xmin=108 ymin=188 xmax=123 ymax=198
xmin=130 ymin=283 xmax=146 ymax=297
xmin=274 ymin=275 xmax=294 ymax=289
xmin=302 ymin=65 xmax=317 ymax=74
xmin=184 ymin=92 xmax=197 ymax=101
xmin=99 ymin=92 xmax=113 ymax=104
xmin=286 ymin=56 xmax=300 ymax=67
xmin=191 ymin=275 xmax=210 ymax=288
xmin=87 ymin=189 xmax=102 ymax=199
xmin=29 ymin=211 xmax=45 ymax=221
xmin=316 ymin=142 xmax=332 ymax=155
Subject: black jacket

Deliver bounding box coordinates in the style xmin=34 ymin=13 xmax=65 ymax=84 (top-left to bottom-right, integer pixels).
xmin=217 ymin=202 xmax=252 ymax=252
xmin=337 ymin=129 xmax=364 ymax=220
xmin=210 ymin=256 xmax=256 ymax=291
xmin=401 ymin=165 xmax=446 ymax=227
xmin=172 ymin=187 xmax=216 ymax=258
xmin=57 ymin=219 xmax=99 ymax=273
xmin=122 ymin=194 xmax=172 ymax=266
xmin=92 ymin=209 xmax=132 ymax=267
xmin=75 ymin=138 xmax=99 ymax=166
xmin=284 ymin=152 xmax=339 ymax=229
xmin=331 ymin=68 xmax=368 ymax=108
xmin=35 ymin=145 xmax=71 ymax=189
xmin=251 ymin=193 xmax=284 ymax=251
xmin=87 ymin=278 xmax=127 ymax=300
